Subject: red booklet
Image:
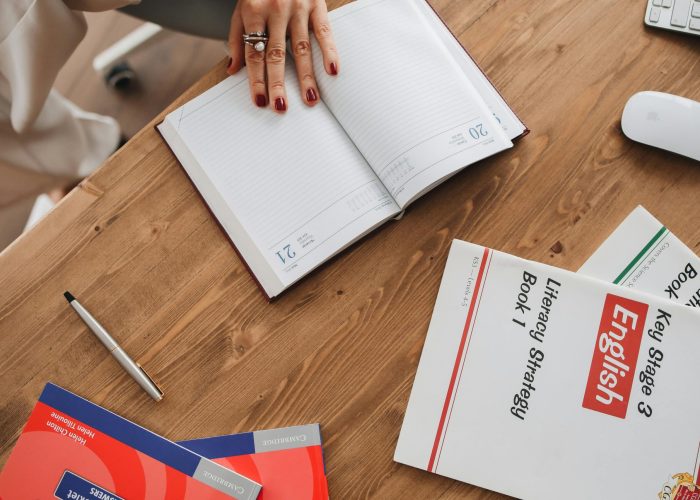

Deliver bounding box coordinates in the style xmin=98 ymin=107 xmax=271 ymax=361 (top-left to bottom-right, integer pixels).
xmin=179 ymin=424 xmax=329 ymax=500
xmin=0 ymin=383 xmax=261 ymax=499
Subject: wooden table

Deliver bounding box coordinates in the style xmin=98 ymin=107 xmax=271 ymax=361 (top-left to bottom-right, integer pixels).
xmin=1 ymin=0 xmax=699 ymax=497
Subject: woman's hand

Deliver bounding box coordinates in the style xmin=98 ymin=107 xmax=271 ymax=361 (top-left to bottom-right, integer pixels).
xmin=227 ymin=0 xmax=339 ymax=113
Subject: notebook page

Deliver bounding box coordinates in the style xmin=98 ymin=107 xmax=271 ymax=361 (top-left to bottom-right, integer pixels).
xmin=410 ymin=0 xmax=526 ymax=140
xmin=159 ymin=68 xmax=399 ymax=295
xmin=313 ymin=0 xmax=512 ymax=208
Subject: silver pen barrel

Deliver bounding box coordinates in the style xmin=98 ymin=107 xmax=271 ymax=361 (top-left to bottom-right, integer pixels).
xmin=64 ymin=291 xmax=163 ymax=401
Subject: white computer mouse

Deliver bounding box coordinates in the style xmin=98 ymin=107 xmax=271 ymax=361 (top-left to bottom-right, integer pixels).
xmin=621 ymin=91 xmax=700 ymax=162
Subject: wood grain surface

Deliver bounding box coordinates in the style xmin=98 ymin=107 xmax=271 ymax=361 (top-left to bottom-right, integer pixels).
xmin=1 ymin=0 xmax=699 ymax=498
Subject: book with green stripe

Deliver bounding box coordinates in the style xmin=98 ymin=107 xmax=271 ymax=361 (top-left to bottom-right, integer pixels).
xmin=579 ymin=205 xmax=699 ymax=308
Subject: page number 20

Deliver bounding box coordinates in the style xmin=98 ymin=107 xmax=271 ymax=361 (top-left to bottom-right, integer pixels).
xmin=469 ymin=123 xmax=488 ymax=140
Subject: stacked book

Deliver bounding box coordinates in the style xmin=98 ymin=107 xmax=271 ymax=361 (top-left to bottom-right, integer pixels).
xmin=0 ymin=383 xmax=328 ymax=499
xmin=394 ymin=206 xmax=700 ymax=499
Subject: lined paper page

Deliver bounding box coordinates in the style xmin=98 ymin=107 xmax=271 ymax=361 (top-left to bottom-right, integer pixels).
xmin=410 ymin=0 xmax=526 ymax=140
xmin=160 ymin=68 xmax=399 ymax=294
xmin=313 ymin=0 xmax=512 ymax=208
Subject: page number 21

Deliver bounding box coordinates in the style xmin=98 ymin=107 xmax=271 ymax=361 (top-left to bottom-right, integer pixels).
xmin=469 ymin=124 xmax=488 ymax=140
xmin=276 ymin=244 xmax=296 ymax=264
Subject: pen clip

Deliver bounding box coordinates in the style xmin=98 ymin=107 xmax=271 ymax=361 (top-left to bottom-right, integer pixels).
xmin=136 ymin=362 xmax=164 ymax=401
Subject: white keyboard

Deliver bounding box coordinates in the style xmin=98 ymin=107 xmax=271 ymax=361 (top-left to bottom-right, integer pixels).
xmin=646 ymin=0 xmax=700 ymax=35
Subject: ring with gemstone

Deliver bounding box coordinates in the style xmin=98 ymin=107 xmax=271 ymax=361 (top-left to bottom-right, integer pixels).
xmin=243 ymin=32 xmax=269 ymax=52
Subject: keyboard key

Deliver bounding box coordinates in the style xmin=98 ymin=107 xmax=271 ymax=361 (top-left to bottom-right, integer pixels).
xmin=662 ymin=0 xmax=672 ymax=7
xmin=671 ymin=0 xmax=691 ymax=25
xmin=691 ymin=17 xmax=700 ymax=29
xmin=692 ymin=2 xmax=700 ymax=17
xmin=650 ymin=7 xmax=662 ymax=21
xmin=653 ymin=0 xmax=663 ymax=5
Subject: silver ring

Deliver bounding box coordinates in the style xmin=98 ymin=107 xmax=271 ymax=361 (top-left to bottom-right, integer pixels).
xmin=243 ymin=32 xmax=269 ymax=52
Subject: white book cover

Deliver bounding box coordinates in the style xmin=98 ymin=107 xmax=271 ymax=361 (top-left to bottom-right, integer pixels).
xmin=580 ymin=205 xmax=699 ymax=308
xmin=395 ymin=239 xmax=700 ymax=500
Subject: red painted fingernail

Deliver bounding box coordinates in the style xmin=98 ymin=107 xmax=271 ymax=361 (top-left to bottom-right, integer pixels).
xmin=255 ymin=94 xmax=267 ymax=107
xmin=275 ymin=97 xmax=286 ymax=112
xmin=330 ymin=62 xmax=338 ymax=75
xmin=306 ymin=88 xmax=318 ymax=102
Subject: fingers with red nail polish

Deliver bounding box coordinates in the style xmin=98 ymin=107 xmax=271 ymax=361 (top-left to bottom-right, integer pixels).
xmin=311 ymin=3 xmax=339 ymax=77
xmin=227 ymin=0 xmax=340 ymax=112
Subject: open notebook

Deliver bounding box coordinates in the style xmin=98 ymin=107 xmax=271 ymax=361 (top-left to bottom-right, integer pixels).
xmin=158 ymin=0 xmax=527 ymax=299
